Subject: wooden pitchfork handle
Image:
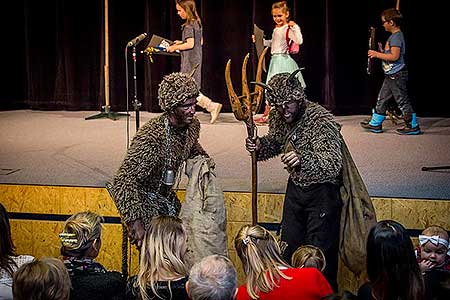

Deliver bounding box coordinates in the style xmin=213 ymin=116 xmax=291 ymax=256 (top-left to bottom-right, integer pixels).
xmin=245 ymin=120 xmax=258 ymax=225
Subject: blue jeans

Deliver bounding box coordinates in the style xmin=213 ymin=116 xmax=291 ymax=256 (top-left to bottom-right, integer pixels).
xmin=375 ymin=69 xmax=414 ymax=116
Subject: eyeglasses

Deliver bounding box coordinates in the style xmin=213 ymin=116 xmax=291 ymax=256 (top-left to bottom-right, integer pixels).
xmin=381 ymin=19 xmax=390 ymax=24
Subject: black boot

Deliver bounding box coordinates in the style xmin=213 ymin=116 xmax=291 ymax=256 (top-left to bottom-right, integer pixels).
xmin=360 ymin=117 xmax=370 ymax=126
xmin=396 ymin=113 xmax=421 ymax=135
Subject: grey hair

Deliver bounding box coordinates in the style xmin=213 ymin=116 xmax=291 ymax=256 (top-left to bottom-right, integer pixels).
xmin=188 ymin=255 xmax=237 ymax=300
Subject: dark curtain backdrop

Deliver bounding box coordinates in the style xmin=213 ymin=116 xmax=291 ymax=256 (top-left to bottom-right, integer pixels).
xmin=2 ymin=0 xmax=447 ymax=116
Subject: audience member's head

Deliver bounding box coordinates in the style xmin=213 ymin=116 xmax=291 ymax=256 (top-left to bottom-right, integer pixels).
xmin=291 ymin=244 xmax=326 ymax=272
xmin=419 ymin=225 xmax=449 ymax=269
xmin=187 ymin=254 xmax=237 ymax=300
xmin=0 ymin=202 xmax=16 ymax=276
xmin=137 ymin=215 xmax=188 ymax=300
xmin=366 ymin=220 xmax=425 ymax=300
xmin=234 ymin=224 xmax=290 ymax=299
xmin=12 ymin=257 xmax=71 ymax=300
xmin=59 ymin=211 xmax=103 ymax=259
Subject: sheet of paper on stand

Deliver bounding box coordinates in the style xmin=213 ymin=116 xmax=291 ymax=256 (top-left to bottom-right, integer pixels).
xmin=144 ymin=34 xmax=180 ymax=56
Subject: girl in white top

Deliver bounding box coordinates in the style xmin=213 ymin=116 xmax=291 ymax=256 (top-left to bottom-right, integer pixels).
xmin=255 ymin=1 xmax=306 ymax=124
xmin=0 ymin=203 xmax=34 ymax=300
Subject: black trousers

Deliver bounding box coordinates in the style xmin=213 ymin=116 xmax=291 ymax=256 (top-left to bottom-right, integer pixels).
xmin=281 ymin=178 xmax=342 ymax=291
xmin=375 ymin=68 xmax=414 ymax=116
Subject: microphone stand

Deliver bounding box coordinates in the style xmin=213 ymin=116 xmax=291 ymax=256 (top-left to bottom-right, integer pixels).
xmin=131 ymin=45 xmax=142 ymax=130
xmin=85 ymin=0 xmax=128 ymax=121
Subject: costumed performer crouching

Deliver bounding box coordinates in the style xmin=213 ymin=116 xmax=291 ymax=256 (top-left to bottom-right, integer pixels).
xmin=109 ymin=72 xmax=205 ymax=247
xmin=108 ymin=72 xmax=227 ymax=265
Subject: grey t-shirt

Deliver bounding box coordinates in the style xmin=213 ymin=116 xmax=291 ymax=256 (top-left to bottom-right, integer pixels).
xmin=180 ymin=20 xmax=202 ymax=88
xmin=382 ymin=31 xmax=406 ymax=75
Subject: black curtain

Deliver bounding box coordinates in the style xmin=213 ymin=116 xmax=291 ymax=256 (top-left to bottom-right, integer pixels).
xmin=3 ymin=0 xmax=447 ymax=116
xmin=22 ymin=0 xmax=103 ymax=110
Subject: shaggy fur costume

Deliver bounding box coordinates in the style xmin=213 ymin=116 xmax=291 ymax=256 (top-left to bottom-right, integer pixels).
xmin=110 ymin=113 xmax=206 ymax=227
xmin=257 ymin=72 xmax=342 ymax=187
xmin=264 ymin=71 xmax=307 ymax=107
xmin=158 ymin=72 xmax=199 ymax=111
xmin=258 ymin=101 xmax=342 ymax=186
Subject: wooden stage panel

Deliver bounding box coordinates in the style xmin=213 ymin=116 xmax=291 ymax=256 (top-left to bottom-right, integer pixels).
xmin=2 ymin=183 xmax=449 ymax=293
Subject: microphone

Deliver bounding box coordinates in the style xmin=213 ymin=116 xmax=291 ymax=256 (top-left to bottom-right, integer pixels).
xmin=127 ymin=33 xmax=147 ymax=47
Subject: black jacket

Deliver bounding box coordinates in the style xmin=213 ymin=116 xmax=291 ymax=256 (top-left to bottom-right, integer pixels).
xmin=70 ymin=271 xmax=126 ymax=300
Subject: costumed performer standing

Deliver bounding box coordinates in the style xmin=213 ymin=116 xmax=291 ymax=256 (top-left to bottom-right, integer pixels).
xmin=246 ymin=71 xmax=342 ymax=290
xmin=245 ymin=69 xmax=377 ymax=292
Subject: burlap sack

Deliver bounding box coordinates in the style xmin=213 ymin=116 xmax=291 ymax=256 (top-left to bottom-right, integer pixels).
xmin=179 ymin=156 xmax=228 ymax=268
xmin=339 ymin=139 xmax=377 ymax=275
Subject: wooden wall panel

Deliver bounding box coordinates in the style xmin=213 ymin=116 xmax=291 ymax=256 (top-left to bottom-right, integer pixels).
xmin=2 ymin=184 xmax=449 ymax=293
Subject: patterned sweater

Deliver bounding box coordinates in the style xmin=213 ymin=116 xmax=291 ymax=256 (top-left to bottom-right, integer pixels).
xmin=257 ymin=101 xmax=342 ymax=187
xmin=110 ymin=113 xmax=206 ymax=227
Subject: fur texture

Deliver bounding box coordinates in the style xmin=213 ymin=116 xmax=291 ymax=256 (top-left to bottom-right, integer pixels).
xmin=158 ymin=72 xmax=199 ymax=111
xmin=258 ymin=101 xmax=342 ymax=187
xmin=110 ymin=113 xmax=206 ymax=227
xmin=265 ymin=72 xmax=307 ymax=107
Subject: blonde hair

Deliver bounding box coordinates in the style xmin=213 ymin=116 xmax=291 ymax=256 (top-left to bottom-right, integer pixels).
xmin=272 ymin=1 xmax=291 ymax=20
xmin=137 ymin=215 xmax=188 ymax=300
xmin=291 ymin=244 xmax=326 ymax=272
xmin=234 ymin=225 xmax=291 ymax=299
xmin=422 ymin=225 xmax=449 ymax=240
xmin=59 ymin=211 xmax=103 ymax=257
xmin=13 ymin=257 xmax=71 ymax=300
xmin=177 ymin=0 xmax=202 ymax=27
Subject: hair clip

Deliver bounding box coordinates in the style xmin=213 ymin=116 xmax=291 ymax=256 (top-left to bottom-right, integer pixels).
xmin=59 ymin=232 xmax=78 ymax=245
xmin=242 ymin=237 xmax=251 ymax=245
xmin=386 ymin=223 xmax=397 ymax=232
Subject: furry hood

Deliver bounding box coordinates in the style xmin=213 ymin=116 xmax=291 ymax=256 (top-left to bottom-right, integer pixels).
xmin=158 ymin=72 xmax=199 ymax=111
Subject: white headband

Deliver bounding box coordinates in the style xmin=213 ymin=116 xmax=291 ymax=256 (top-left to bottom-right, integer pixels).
xmin=419 ymin=235 xmax=450 ymax=255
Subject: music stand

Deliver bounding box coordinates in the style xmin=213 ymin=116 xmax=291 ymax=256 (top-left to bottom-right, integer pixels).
xmin=143 ymin=34 xmax=181 ymax=58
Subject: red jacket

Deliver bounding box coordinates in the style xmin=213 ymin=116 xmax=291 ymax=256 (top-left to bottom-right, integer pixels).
xmin=236 ymin=268 xmax=333 ymax=300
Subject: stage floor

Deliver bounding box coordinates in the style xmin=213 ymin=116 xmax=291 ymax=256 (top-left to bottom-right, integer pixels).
xmin=1 ymin=110 xmax=449 ymax=199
